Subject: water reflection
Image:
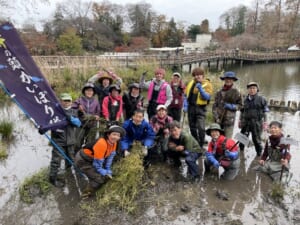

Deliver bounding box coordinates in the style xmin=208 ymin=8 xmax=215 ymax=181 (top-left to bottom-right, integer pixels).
xmin=232 ymin=62 xmax=300 ymax=101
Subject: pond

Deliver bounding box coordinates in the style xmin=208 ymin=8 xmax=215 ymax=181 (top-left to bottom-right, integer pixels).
xmin=0 ymin=61 xmax=300 ymax=225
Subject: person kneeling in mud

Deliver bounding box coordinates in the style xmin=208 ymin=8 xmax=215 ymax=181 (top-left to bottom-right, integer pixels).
xmin=75 ymin=125 xmax=126 ymax=197
xmin=205 ymin=123 xmax=240 ymax=180
xmin=120 ymin=109 xmax=156 ymax=165
xmin=258 ymin=121 xmax=292 ymax=183
xmin=167 ymin=121 xmax=203 ymax=182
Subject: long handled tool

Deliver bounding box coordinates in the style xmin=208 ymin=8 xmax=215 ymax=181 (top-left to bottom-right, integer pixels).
xmin=218 ymin=132 xmax=250 ymax=179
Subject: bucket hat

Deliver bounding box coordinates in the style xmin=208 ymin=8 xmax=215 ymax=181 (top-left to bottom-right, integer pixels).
xmin=206 ymin=123 xmax=224 ymax=136
xmin=220 ymin=71 xmax=238 ymax=81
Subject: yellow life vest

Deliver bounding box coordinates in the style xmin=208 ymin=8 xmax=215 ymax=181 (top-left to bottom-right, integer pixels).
xmin=185 ymin=79 xmax=213 ymax=105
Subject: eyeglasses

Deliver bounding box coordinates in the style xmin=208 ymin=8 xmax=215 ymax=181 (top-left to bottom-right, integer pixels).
xmin=62 ymin=100 xmax=72 ymax=102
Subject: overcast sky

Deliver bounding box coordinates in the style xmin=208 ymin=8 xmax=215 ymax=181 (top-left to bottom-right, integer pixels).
xmin=13 ymin=0 xmax=254 ymax=30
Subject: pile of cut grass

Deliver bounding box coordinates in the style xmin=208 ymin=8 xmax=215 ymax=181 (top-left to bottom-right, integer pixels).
xmin=96 ymin=143 xmax=145 ymax=213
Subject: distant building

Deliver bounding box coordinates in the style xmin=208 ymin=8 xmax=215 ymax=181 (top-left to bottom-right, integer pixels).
xmin=182 ymin=34 xmax=212 ymax=54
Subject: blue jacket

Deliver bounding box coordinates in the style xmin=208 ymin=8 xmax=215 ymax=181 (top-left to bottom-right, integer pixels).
xmin=120 ymin=119 xmax=156 ymax=151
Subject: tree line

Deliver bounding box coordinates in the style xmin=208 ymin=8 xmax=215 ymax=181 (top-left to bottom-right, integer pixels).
xmin=1 ymin=0 xmax=299 ymax=55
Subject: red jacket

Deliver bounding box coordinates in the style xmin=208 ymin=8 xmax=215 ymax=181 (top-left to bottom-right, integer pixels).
xmin=102 ymin=95 xmax=123 ymax=121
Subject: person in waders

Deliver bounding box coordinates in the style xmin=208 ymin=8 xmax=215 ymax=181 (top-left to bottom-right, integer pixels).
xmin=212 ymin=71 xmax=242 ymax=138
xmin=204 ymin=123 xmax=240 ymax=180
xmin=184 ymin=67 xmax=213 ymax=148
xmin=258 ymin=121 xmax=292 ymax=183
xmin=75 ymin=125 xmax=126 ymax=198
xmin=239 ymin=82 xmax=269 ymax=157
xmin=49 ymin=93 xmax=81 ymax=187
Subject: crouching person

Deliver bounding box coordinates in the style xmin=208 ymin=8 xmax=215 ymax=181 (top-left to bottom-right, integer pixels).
xmin=75 ymin=125 xmax=126 ymax=197
xmin=258 ymin=121 xmax=291 ymax=183
xmin=205 ymin=123 xmax=240 ymax=180
xmin=167 ymin=121 xmax=203 ymax=182
xmin=120 ymin=109 xmax=156 ymax=163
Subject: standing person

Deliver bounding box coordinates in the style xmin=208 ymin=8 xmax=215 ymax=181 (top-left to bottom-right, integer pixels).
xmin=149 ymin=105 xmax=173 ymax=161
xmin=72 ymin=82 xmax=100 ymax=149
xmin=168 ymin=72 xmax=186 ymax=122
xmin=142 ymin=68 xmax=173 ymax=120
xmin=258 ymin=121 xmax=291 ymax=183
xmin=75 ymin=125 xmax=126 ymax=197
xmin=212 ymin=71 xmax=242 ymax=138
xmin=122 ymin=82 xmax=144 ymax=120
xmin=184 ymin=67 xmax=213 ymax=148
xmin=49 ymin=93 xmax=82 ymax=187
xmin=167 ymin=121 xmax=203 ymax=182
xmin=102 ymin=84 xmax=123 ymax=125
xmin=88 ymin=69 xmax=122 ymax=114
xmin=120 ymin=109 xmax=156 ymax=158
xmin=239 ymin=82 xmax=269 ymax=156
xmin=204 ymin=123 xmax=240 ymax=181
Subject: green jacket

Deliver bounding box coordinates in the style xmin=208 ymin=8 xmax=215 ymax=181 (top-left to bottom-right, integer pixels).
xmin=168 ymin=131 xmax=202 ymax=153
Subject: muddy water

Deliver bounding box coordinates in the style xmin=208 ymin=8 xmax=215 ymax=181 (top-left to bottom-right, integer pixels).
xmin=0 ymin=104 xmax=51 ymax=208
xmin=0 ymin=62 xmax=300 ymax=225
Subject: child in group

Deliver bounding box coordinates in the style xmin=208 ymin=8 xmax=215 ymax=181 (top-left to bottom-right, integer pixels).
xmin=49 ymin=93 xmax=81 ymax=187
xmin=72 ymin=82 xmax=100 ymax=148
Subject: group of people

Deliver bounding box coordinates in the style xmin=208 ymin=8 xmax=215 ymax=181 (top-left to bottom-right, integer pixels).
xmin=47 ymin=67 xmax=292 ymax=196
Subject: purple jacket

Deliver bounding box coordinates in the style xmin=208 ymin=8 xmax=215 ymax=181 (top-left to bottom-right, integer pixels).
xmin=72 ymin=96 xmax=101 ymax=121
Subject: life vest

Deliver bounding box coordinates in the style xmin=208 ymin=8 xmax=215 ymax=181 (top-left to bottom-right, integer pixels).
xmin=147 ymin=81 xmax=168 ymax=104
xmin=185 ymin=79 xmax=213 ymax=106
xmin=82 ymin=138 xmax=117 ymax=160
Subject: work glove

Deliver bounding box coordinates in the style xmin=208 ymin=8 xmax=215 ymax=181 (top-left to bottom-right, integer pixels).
xmin=225 ymin=150 xmax=238 ymax=160
xmin=70 ymin=116 xmax=81 ymax=127
xmin=195 ymin=83 xmax=210 ymax=100
xmin=183 ymin=96 xmax=188 ymax=112
xmin=224 ymin=103 xmax=236 ymax=111
xmin=124 ymin=150 xmax=131 ymax=157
